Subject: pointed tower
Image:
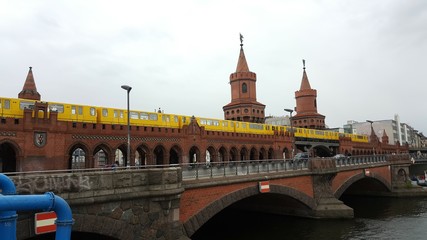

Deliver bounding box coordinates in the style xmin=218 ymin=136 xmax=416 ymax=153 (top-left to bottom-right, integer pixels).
xmin=18 ymin=67 xmax=41 ymax=100
xmin=381 ymin=129 xmax=389 ymax=144
xmin=292 ymin=60 xmax=325 ymax=129
xmin=223 ymin=34 xmax=265 ymax=123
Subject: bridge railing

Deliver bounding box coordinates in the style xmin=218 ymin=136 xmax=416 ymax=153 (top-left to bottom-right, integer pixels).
xmin=335 ymin=155 xmax=388 ymax=167
xmin=181 ymin=159 xmax=309 ymax=180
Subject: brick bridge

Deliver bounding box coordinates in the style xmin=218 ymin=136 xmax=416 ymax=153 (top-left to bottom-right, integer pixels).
xmin=3 ymin=154 xmax=417 ymax=240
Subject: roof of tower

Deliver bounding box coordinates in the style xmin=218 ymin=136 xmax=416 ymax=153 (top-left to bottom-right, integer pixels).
xmin=235 ymin=35 xmax=250 ymax=73
xmin=299 ymin=59 xmax=312 ymax=90
xmin=18 ymin=66 xmax=41 ymax=100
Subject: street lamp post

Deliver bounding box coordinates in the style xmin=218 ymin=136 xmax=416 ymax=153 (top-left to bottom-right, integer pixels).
xmin=121 ymin=85 xmax=132 ymax=167
xmin=366 ymin=120 xmax=375 ymax=154
xmin=284 ymin=108 xmax=295 ymax=158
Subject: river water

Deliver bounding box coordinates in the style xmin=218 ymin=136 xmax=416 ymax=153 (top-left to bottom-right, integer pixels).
xmin=192 ymin=196 xmax=427 ymax=240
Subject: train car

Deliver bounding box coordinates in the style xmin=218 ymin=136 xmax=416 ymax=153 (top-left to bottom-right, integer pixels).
xmin=196 ymin=117 xmax=236 ymax=133
xmin=351 ymin=134 xmax=369 ymax=143
xmin=47 ymin=101 xmax=97 ymax=123
xmin=0 ymin=97 xmax=36 ymax=119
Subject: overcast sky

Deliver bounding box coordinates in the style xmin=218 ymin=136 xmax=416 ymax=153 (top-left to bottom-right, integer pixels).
xmin=1 ymin=0 xmax=426 ymax=134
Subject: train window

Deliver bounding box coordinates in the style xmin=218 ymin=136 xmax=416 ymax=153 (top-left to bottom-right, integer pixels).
xmin=20 ymin=101 xmax=35 ymax=110
xmin=102 ymin=109 xmax=108 ymax=117
xmin=114 ymin=110 xmax=118 ymax=118
xmin=149 ymin=113 xmax=158 ymax=120
xmin=183 ymin=117 xmax=187 ymax=123
xmin=242 ymin=123 xmax=247 ymax=128
xmin=120 ymin=111 xmax=124 ymax=118
xmin=174 ymin=116 xmax=178 ymax=123
xmin=90 ymin=108 xmax=96 ymax=116
xmin=48 ymin=104 xmax=64 ymax=113
xmin=200 ymin=119 xmax=207 ymax=125
xmin=130 ymin=112 xmax=138 ymax=119
xmin=236 ymin=122 xmax=239 ymax=128
xmin=230 ymin=122 xmax=234 ymax=127
xmin=222 ymin=122 xmax=228 ymax=127
xmin=78 ymin=106 xmax=83 ymax=115
xmin=72 ymin=106 xmax=76 ymax=115
xmin=140 ymin=112 xmax=149 ymax=120
xmin=213 ymin=120 xmax=219 ymax=126
xmin=162 ymin=115 xmax=170 ymax=122
xmin=2 ymin=99 xmax=9 ymax=109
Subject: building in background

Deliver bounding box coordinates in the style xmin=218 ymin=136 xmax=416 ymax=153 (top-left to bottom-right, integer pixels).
xmin=343 ymin=114 xmax=424 ymax=148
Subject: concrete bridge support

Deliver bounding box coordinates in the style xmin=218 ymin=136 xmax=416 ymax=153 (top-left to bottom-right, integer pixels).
xmin=310 ymin=158 xmax=353 ymax=218
xmin=9 ymin=168 xmax=190 ymax=240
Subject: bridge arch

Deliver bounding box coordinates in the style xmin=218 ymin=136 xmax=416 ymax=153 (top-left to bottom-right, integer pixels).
xmin=67 ymin=142 xmax=90 ymax=169
xmin=229 ymin=147 xmax=238 ymax=161
xmin=93 ymin=143 xmax=113 ymax=168
xmin=0 ymin=139 xmax=21 ymax=172
xmin=153 ymin=144 xmax=167 ymax=165
xmin=184 ymin=185 xmax=315 ymax=237
xmin=250 ymin=147 xmax=258 ymax=160
xmin=169 ymin=144 xmax=182 ymax=164
xmin=206 ymin=145 xmax=216 ymax=163
xmin=136 ymin=144 xmax=150 ymax=165
xmin=189 ymin=145 xmax=201 ymax=163
xmin=240 ymin=146 xmax=248 ymax=160
xmin=218 ymin=146 xmax=228 ymax=162
xmin=334 ymin=173 xmax=392 ymax=198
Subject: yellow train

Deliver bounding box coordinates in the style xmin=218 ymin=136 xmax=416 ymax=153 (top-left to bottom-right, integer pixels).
xmin=0 ymin=97 xmax=369 ymax=143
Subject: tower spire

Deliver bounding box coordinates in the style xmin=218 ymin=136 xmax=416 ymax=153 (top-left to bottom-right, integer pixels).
xmin=18 ymin=66 xmax=41 ymax=100
xmin=300 ymin=59 xmax=311 ymax=90
xmin=223 ymin=35 xmax=265 ymax=123
xmin=236 ymin=33 xmax=249 ymax=72
xmin=293 ymin=59 xmax=325 ymax=129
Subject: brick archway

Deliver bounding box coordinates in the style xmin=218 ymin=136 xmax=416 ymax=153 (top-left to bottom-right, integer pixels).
xmin=334 ymin=173 xmax=392 ymax=198
xmin=182 ymin=185 xmax=315 ymax=237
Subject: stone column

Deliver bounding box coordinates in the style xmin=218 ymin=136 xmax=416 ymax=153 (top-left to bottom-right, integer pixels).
xmin=309 ymin=158 xmax=354 ymax=218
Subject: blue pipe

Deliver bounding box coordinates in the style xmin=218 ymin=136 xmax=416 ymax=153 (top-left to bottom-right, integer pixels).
xmin=0 ymin=174 xmax=17 ymax=240
xmin=0 ymin=174 xmax=73 ymax=240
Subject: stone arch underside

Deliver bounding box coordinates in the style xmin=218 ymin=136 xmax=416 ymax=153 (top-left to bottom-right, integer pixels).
xmin=334 ymin=173 xmax=392 ymax=199
xmin=72 ymin=214 xmax=134 ymax=239
xmin=183 ymin=185 xmax=315 ymax=237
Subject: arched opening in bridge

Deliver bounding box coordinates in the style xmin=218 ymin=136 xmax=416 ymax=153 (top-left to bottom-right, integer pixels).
xmin=169 ymin=145 xmax=181 ymax=164
xmin=154 ymin=145 xmax=165 ymax=165
xmin=93 ymin=144 xmax=110 ymax=168
xmin=240 ymin=147 xmax=248 ymax=161
xmin=312 ymin=145 xmax=332 ymax=157
xmin=206 ymin=146 xmax=216 ymax=163
xmin=0 ymin=142 xmax=17 ymax=172
xmin=136 ymin=144 xmax=149 ymax=166
xmin=192 ymin=192 xmax=312 ymax=240
xmin=229 ymin=147 xmax=238 ymax=162
xmin=70 ymin=147 xmax=86 ymax=169
xmin=259 ymin=148 xmax=265 ymax=160
xmin=218 ymin=147 xmax=227 ymax=162
xmin=250 ymin=147 xmax=258 ymax=160
xmin=189 ymin=146 xmax=200 ymax=163
xmin=115 ymin=145 xmax=127 ymax=166
xmin=268 ymin=148 xmax=274 ymax=159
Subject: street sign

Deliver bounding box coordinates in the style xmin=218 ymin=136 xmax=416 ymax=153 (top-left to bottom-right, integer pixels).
xmin=35 ymin=211 xmax=57 ymax=235
xmin=258 ymin=181 xmax=270 ymax=193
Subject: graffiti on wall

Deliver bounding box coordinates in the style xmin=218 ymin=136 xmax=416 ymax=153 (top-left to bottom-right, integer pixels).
xmin=13 ymin=175 xmax=91 ymax=194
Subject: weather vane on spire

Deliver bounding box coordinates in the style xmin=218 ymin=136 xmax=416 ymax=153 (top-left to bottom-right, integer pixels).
xmin=239 ymin=33 xmax=244 ymax=46
xmin=302 ymin=59 xmax=306 ymax=69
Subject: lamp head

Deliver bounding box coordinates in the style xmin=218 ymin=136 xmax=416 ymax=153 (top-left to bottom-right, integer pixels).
xmin=121 ymin=85 xmax=132 ymax=92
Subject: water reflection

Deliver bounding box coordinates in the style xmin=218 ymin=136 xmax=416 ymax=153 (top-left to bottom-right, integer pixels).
xmin=192 ymin=196 xmax=427 ymax=240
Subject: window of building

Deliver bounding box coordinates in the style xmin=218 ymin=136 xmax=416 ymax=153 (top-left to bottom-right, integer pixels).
xmin=242 ymin=83 xmax=247 ymax=93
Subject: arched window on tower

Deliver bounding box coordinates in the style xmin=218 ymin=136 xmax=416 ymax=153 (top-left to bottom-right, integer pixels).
xmin=242 ymin=83 xmax=247 ymax=93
